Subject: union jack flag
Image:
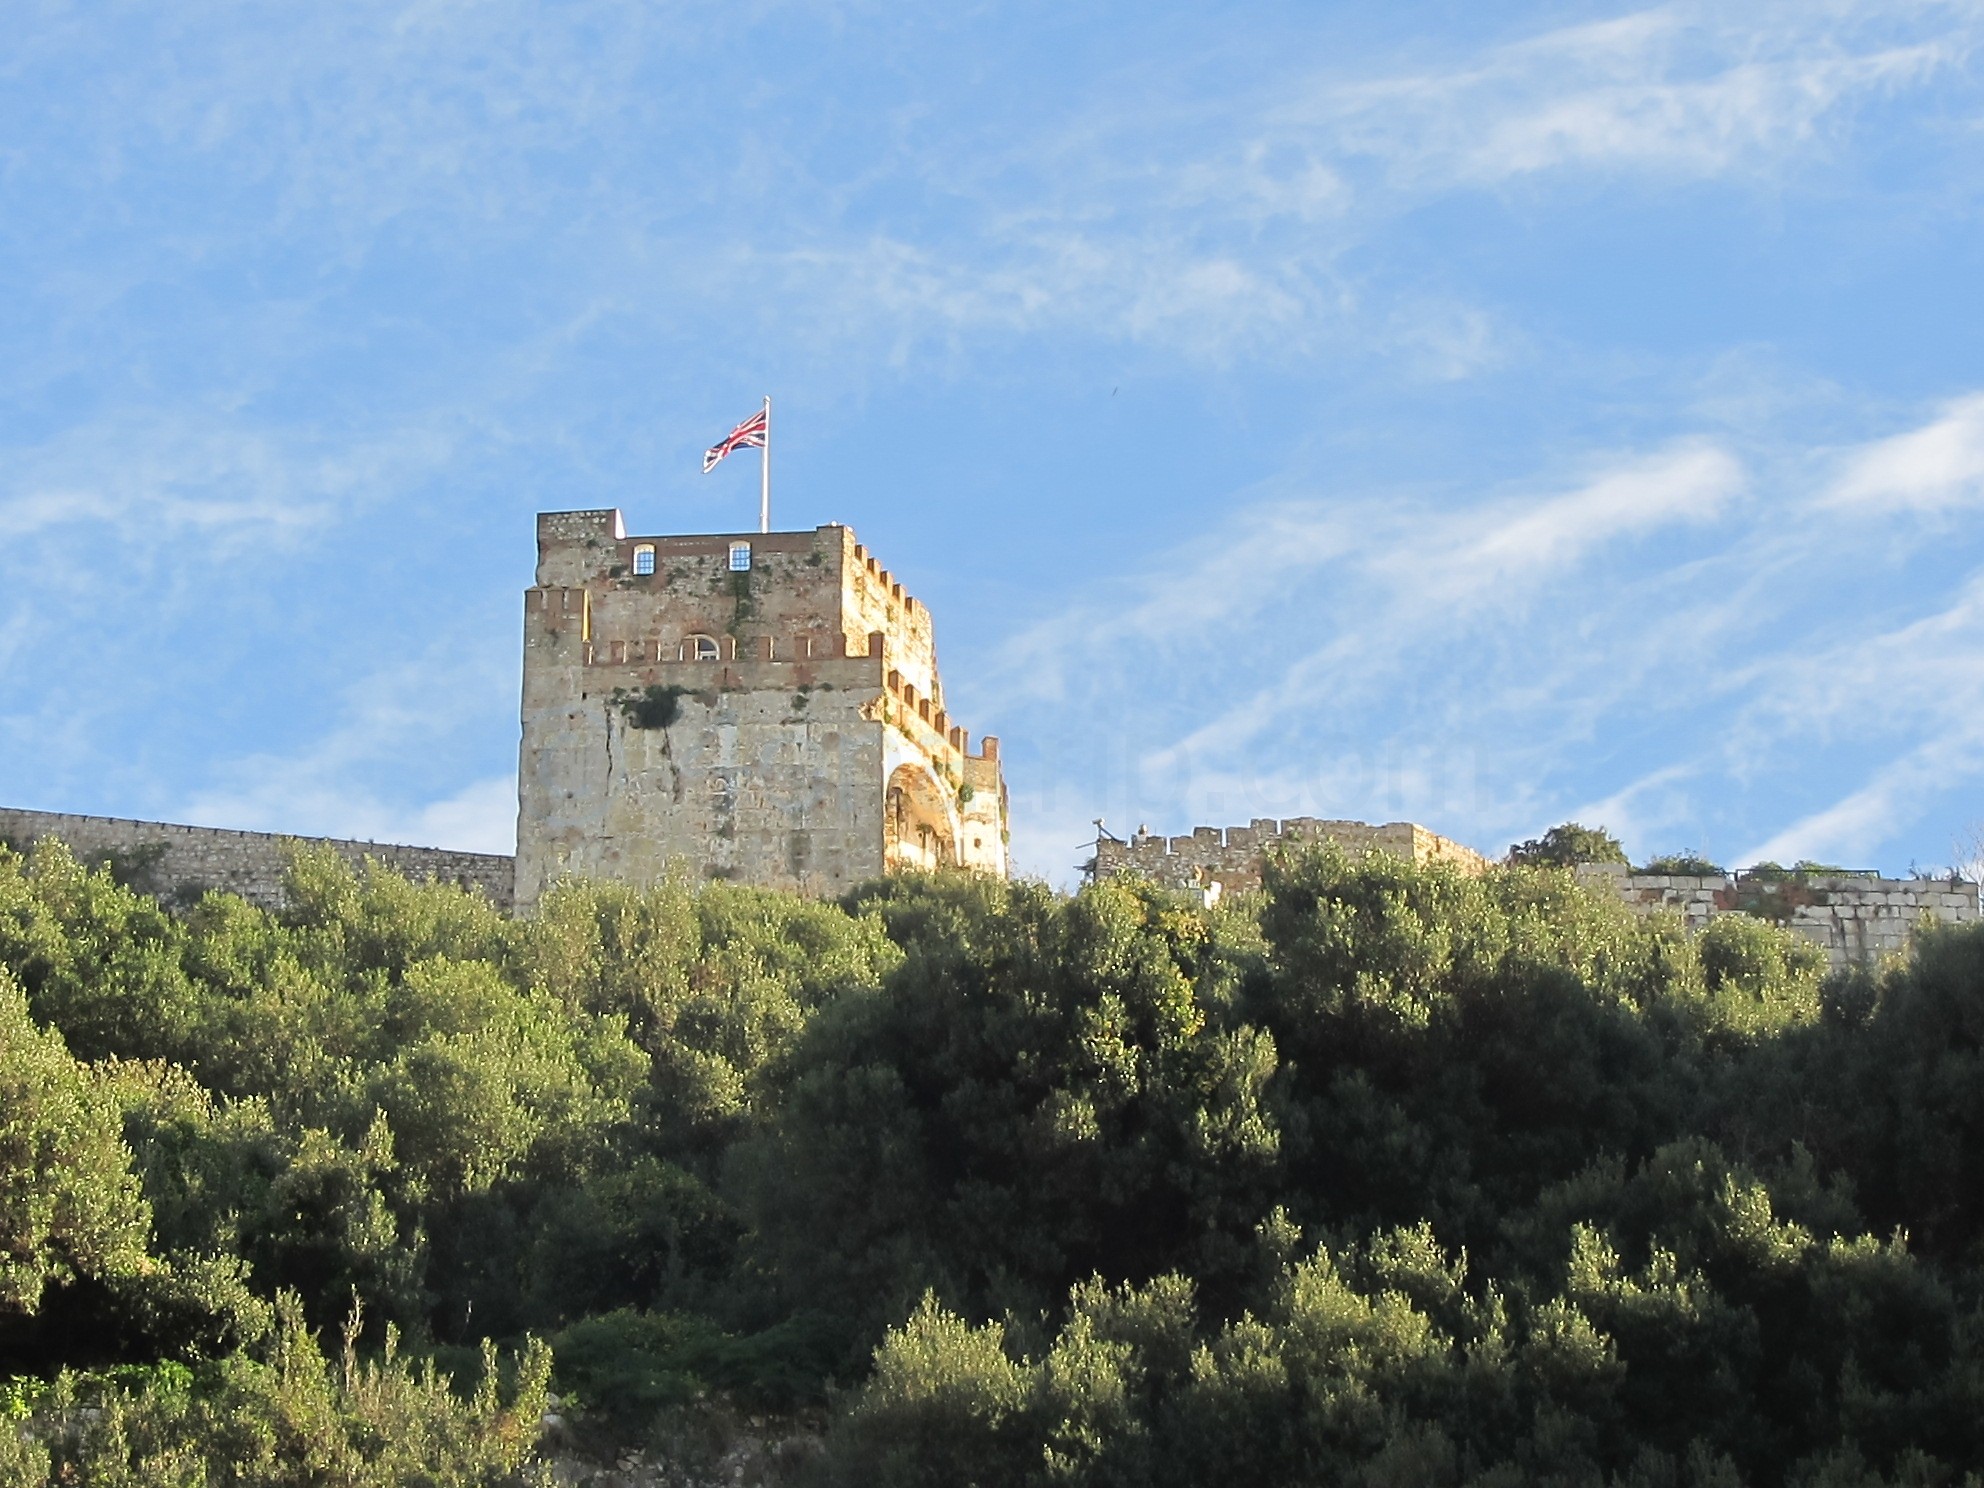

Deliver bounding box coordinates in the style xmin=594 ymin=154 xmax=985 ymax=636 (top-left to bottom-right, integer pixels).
xmin=702 ymin=407 xmax=768 ymax=473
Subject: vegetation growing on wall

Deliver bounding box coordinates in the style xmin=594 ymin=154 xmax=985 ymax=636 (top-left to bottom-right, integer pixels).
xmin=6 ymin=837 xmax=1984 ymax=1483
xmin=613 ymin=684 xmax=694 ymax=730
xmin=1638 ymin=853 xmax=1725 ymax=876
xmin=727 ymin=571 xmax=756 ymax=635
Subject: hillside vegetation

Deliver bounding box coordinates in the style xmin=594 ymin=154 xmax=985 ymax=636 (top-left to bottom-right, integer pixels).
xmin=4 ymin=838 xmax=1984 ymax=1485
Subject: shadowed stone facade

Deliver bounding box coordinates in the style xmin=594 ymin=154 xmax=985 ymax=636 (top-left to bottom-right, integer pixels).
xmin=513 ymin=510 xmax=1007 ymax=910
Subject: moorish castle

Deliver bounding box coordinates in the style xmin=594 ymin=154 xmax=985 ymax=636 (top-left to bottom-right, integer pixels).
xmin=0 ymin=510 xmax=1974 ymax=968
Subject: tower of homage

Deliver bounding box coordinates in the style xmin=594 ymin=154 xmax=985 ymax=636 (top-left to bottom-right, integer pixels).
xmin=514 ymin=509 xmax=1007 ymax=910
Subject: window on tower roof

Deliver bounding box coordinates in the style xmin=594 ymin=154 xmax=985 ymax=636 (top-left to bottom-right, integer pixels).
xmin=729 ymin=541 xmax=752 ymax=572
xmin=633 ymin=544 xmax=656 ymax=575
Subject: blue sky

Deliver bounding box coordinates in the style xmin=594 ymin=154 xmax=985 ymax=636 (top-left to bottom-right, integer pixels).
xmin=5 ymin=1 xmax=1984 ymax=885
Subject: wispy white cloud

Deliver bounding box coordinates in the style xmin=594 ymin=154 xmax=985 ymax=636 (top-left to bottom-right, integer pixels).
xmin=998 ymin=438 xmax=1739 ymax=715
xmin=1324 ymin=7 xmax=1963 ymax=188
xmin=182 ymin=769 xmax=518 ymax=856
xmin=1739 ymin=734 xmax=1984 ymax=866
xmin=1394 ymin=441 xmax=1741 ymax=604
xmin=996 ymin=386 xmax=1984 ymax=881
xmin=1826 ymin=391 xmax=1984 ymax=511
xmin=1570 ymin=763 xmax=1706 ymax=856
xmin=14 ymin=0 xmax=1972 ymax=379
xmin=832 ymin=2 xmax=1982 ymax=365
xmin=0 ymin=412 xmax=453 ymax=552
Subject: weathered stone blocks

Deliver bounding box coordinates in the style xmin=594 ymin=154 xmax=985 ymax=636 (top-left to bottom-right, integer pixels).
xmin=513 ymin=512 xmax=1008 ymax=910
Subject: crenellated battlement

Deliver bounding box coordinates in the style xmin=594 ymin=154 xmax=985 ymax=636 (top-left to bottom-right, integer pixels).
xmin=1094 ymin=817 xmax=1489 ymax=897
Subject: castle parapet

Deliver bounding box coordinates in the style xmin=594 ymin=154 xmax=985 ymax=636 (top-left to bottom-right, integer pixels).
xmin=1094 ymin=817 xmax=1489 ymax=897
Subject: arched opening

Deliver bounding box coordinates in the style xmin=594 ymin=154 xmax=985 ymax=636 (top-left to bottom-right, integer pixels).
xmin=885 ymin=763 xmax=956 ymax=873
xmin=681 ymin=634 xmax=720 ymax=661
xmin=633 ymin=544 xmax=656 ymax=575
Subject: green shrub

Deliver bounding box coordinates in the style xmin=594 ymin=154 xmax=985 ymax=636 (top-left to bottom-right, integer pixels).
xmin=1508 ymin=822 xmax=1629 ymax=867
xmin=10 ymin=1295 xmax=547 ymax=1487
xmin=1640 ymin=854 xmax=1725 ymax=877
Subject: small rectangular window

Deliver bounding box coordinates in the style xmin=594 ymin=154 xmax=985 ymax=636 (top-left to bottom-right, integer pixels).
xmin=633 ymin=545 xmax=655 ymax=575
xmin=729 ymin=541 xmax=752 ymax=572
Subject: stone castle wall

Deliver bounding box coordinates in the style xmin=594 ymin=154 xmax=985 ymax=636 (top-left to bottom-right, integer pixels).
xmin=1094 ymin=816 xmax=1979 ymax=970
xmin=1093 ymin=817 xmax=1490 ymax=895
xmin=0 ymin=807 xmax=515 ymax=911
xmin=1575 ymin=862 xmax=1978 ymax=969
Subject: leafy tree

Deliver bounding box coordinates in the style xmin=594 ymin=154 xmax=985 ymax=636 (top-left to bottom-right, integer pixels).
xmin=11 ymin=832 xmax=1984 ymax=1482
xmin=733 ymin=875 xmax=1280 ymax=1351
xmin=1509 ymin=822 xmax=1630 ymax=868
xmin=0 ymin=841 xmax=202 ymax=1065
xmin=0 ymin=970 xmax=150 ymax=1315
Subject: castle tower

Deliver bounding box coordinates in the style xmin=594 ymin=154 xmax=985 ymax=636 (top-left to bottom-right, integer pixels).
xmin=515 ymin=510 xmax=1008 ymax=909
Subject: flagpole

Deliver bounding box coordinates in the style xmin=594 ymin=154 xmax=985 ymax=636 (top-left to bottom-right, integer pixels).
xmin=759 ymin=395 xmax=771 ymax=534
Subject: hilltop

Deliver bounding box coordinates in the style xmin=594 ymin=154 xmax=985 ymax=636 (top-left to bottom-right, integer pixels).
xmin=6 ymin=834 xmax=1984 ymax=1485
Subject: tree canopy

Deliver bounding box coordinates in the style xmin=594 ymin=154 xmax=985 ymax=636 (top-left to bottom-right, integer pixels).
xmin=4 ymin=834 xmax=1984 ymax=1484
xmin=1508 ymin=822 xmax=1630 ymax=867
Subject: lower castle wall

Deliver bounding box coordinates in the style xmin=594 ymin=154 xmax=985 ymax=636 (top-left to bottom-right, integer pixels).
xmin=1574 ymin=863 xmax=1979 ymax=970
xmin=1093 ymin=817 xmax=1979 ymax=971
xmin=0 ymin=807 xmax=515 ymax=912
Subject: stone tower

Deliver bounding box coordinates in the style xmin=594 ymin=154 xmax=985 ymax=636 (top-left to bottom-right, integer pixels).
xmin=514 ymin=509 xmax=1008 ymax=910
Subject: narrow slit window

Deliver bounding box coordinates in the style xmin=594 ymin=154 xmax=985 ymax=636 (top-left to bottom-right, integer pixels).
xmin=633 ymin=544 xmax=656 ymax=575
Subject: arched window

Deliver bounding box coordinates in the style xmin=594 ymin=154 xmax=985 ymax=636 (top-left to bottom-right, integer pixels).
xmin=728 ymin=541 xmax=752 ymax=572
xmin=683 ymin=634 xmax=720 ymax=662
xmin=633 ymin=544 xmax=656 ymax=575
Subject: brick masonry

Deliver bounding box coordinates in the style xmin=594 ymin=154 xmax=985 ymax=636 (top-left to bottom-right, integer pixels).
xmin=0 ymin=807 xmax=515 ymax=912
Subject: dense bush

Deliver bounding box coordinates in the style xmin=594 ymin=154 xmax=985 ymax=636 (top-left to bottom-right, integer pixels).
xmin=6 ymin=833 xmax=1984 ymax=1484
xmin=1639 ymin=854 xmax=1726 ymax=876
xmin=0 ymin=1296 xmax=547 ymax=1487
xmin=1507 ymin=821 xmax=1629 ymax=867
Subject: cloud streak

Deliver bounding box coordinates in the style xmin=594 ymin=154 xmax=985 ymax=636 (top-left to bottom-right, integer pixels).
xmin=1321 ymin=6 xmax=1964 ymax=188
xmin=1827 ymin=391 xmax=1984 ymax=511
xmin=0 ymin=412 xmax=455 ymax=551
xmin=994 ymin=390 xmax=1984 ymax=881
